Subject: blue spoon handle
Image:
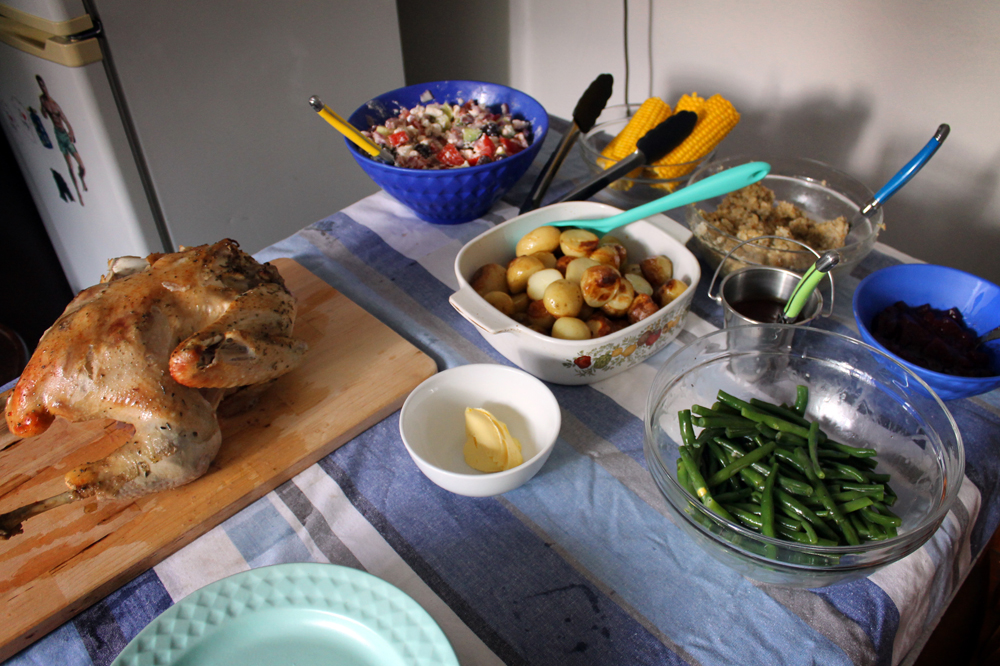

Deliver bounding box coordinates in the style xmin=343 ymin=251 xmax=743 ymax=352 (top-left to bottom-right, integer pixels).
xmin=551 ymin=161 xmax=771 ymax=233
xmin=862 ymin=124 xmax=949 ymax=216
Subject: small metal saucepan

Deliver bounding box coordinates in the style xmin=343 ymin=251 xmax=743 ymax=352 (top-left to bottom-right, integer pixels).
xmin=707 ymin=236 xmax=834 ymax=328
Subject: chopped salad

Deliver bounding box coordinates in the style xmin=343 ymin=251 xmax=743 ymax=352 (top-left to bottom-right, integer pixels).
xmin=362 ymin=97 xmax=532 ymax=169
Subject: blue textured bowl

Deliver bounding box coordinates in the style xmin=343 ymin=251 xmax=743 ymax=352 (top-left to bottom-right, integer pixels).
xmin=346 ymin=81 xmax=548 ymax=224
xmin=853 ymin=264 xmax=1000 ymax=400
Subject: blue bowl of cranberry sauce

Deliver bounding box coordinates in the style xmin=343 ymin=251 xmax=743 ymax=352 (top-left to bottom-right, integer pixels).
xmin=853 ymin=263 xmax=1000 ymax=400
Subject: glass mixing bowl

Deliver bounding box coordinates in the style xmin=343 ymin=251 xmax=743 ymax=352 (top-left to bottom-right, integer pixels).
xmin=644 ymin=325 xmax=963 ymax=587
xmin=684 ymin=155 xmax=883 ymax=276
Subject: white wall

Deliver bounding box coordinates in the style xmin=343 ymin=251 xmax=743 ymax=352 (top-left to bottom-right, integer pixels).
xmin=510 ymin=0 xmax=1000 ymax=283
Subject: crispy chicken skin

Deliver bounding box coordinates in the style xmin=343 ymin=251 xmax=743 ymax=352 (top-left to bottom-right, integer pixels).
xmin=4 ymin=239 xmax=306 ymax=506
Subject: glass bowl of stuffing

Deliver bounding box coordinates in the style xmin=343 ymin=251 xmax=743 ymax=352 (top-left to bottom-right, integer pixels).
xmin=684 ymin=156 xmax=883 ymax=276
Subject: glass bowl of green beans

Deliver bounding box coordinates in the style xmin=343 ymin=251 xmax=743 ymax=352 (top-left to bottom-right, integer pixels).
xmin=643 ymin=325 xmax=964 ymax=588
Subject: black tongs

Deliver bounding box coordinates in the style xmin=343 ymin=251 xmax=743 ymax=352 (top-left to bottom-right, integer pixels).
xmin=550 ymin=110 xmax=698 ymax=205
xmin=518 ymin=73 xmax=614 ymax=214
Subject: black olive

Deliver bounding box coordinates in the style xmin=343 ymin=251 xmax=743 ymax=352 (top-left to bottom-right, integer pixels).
xmin=415 ymin=143 xmax=434 ymax=158
xmin=484 ymin=122 xmax=500 ymax=137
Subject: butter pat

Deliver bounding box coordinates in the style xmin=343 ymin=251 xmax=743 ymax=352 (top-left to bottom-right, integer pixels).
xmin=463 ymin=407 xmax=523 ymax=473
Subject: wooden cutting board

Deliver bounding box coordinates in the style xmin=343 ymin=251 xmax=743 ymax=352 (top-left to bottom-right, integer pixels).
xmin=0 ymin=258 xmax=437 ymax=661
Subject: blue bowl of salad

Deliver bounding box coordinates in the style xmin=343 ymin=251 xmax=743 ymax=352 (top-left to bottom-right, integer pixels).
xmin=347 ymin=80 xmax=548 ymax=224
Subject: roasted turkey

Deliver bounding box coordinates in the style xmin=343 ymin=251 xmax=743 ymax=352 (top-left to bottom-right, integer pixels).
xmin=1 ymin=239 xmax=307 ymax=538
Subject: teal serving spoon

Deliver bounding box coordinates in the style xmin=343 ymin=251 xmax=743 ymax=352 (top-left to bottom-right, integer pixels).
xmin=548 ymin=161 xmax=771 ymax=235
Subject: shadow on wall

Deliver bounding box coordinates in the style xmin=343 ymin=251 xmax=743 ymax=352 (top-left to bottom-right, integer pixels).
xmin=396 ymin=0 xmax=510 ymax=86
xmin=665 ymin=77 xmax=1000 ymax=285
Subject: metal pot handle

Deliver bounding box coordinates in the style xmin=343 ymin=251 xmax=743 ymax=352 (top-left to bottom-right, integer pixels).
xmin=705 ymin=235 xmax=835 ymax=318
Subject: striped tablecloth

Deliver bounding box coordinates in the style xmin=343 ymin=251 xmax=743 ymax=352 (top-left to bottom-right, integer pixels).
xmin=6 ymin=124 xmax=1000 ymax=666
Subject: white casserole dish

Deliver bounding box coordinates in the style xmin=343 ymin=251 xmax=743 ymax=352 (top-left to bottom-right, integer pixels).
xmin=449 ymin=202 xmax=701 ymax=384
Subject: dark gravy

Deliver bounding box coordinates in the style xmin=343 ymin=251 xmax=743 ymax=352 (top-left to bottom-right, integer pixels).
xmin=730 ymin=298 xmax=800 ymax=324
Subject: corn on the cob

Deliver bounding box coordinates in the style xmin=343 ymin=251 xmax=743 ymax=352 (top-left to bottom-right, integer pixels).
xmin=673 ymin=92 xmax=706 ymax=120
xmin=600 ymin=97 xmax=671 ymax=164
xmin=647 ymin=93 xmax=740 ymax=189
xmin=598 ymin=97 xmax=671 ymax=189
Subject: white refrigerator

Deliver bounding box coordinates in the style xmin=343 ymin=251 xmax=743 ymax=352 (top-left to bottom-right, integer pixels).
xmin=0 ymin=0 xmax=406 ymax=293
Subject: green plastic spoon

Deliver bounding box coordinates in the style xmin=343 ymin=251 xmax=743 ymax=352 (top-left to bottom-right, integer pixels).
xmin=549 ymin=161 xmax=771 ymax=235
xmin=782 ymin=250 xmax=841 ymax=322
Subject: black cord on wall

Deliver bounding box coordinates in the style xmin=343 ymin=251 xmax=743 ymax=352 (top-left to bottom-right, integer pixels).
xmin=623 ymin=0 xmax=630 ymax=109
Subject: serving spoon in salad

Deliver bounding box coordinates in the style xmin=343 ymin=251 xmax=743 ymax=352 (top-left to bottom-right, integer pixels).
xmin=548 ymin=161 xmax=771 ymax=234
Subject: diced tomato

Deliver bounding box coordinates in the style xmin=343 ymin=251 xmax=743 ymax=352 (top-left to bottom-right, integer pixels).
xmin=500 ymin=137 xmax=524 ymax=155
xmin=475 ymin=134 xmax=496 ymax=158
xmin=467 ymin=156 xmax=479 ymax=167
xmin=388 ymin=130 xmax=410 ymax=147
xmin=436 ymin=143 xmax=466 ymax=167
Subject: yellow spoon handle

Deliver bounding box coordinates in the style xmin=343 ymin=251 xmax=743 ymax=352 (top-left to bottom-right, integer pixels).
xmin=309 ymin=95 xmax=383 ymax=159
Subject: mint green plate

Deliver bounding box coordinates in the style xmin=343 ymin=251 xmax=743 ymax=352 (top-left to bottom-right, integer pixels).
xmin=112 ymin=563 xmax=458 ymax=666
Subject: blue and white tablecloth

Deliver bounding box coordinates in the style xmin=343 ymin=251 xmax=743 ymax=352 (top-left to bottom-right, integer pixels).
xmin=6 ymin=123 xmax=1000 ymax=666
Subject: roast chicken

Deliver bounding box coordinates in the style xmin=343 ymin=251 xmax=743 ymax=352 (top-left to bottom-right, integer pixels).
xmin=1 ymin=239 xmax=307 ymax=538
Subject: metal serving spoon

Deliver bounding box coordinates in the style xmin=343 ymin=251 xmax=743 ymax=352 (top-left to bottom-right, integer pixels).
xmin=548 ymin=161 xmax=771 ymax=235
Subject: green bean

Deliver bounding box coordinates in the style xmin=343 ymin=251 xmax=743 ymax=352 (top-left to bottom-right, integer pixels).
xmin=693 ymin=415 xmax=755 ymax=429
xmin=678 ymin=446 xmax=734 ymax=521
xmin=794 ymin=385 xmax=809 ymax=416
xmin=714 ymin=487 xmax=754 ymax=504
xmin=707 ymin=442 xmax=776 ymax=487
xmin=775 ymin=489 xmax=839 ymax=541
xmin=755 ymin=422 xmax=779 ymax=439
xmin=796 ymin=516 xmax=819 ymax=544
xmin=819 ymin=440 xmax=877 ymax=458
xmin=872 ymin=501 xmax=900 ymax=520
xmin=774 ymin=448 xmax=807 ymax=474
xmin=726 ymin=505 xmax=764 ymax=531
xmin=726 ymin=426 xmax=759 ymax=439
xmin=716 ymin=390 xmax=756 ymax=413
xmin=831 ymin=489 xmax=884 ymax=503
xmin=839 ymin=497 xmax=874 ymax=513
xmin=864 ymin=472 xmax=892 ymax=483
xmin=696 ymin=426 xmax=726 ymax=446
xmin=761 ymin=462 xmax=778 ymax=538
xmin=692 ymin=404 xmax=727 ymax=418
xmin=849 ymin=513 xmax=870 ymax=538
xmin=711 ymin=401 xmax=741 ymax=415
xmin=750 ymin=398 xmax=811 ymax=427
xmin=679 ymin=410 xmax=697 ymax=448
xmin=861 ymin=506 xmax=902 ymax=527
xmin=821 ymin=462 xmax=867 ymax=483
xmin=817 ymin=448 xmax=851 ymax=460
xmin=740 ymin=406 xmax=813 ymax=439
xmin=839 ymin=483 xmax=886 ymax=497
xmin=776 ymin=431 xmax=808 ymax=447
xmin=677 ymin=458 xmax=696 ymax=497
xmin=807 ymin=420 xmax=824 ymax=479
xmin=794 ymin=447 xmax=861 ymax=546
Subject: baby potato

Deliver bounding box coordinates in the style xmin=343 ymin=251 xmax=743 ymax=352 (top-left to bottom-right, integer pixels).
xmin=531 ymin=251 xmax=558 ymax=269
xmin=471 ymin=263 xmax=508 ymax=295
xmin=526 ymin=268 xmax=564 ymax=301
xmin=624 ymin=272 xmax=654 ymax=296
xmin=565 ymin=257 xmax=600 ymax=284
xmin=507 ymin=255 xmax=546 ymax=293
xmin=654 ymin=278 xmax=688 ymax=308
xmin=542 ymin=279 xmax=584 ymax=318
xmin=588 ymin=245 xmax=622 ymax=269
xmin=483 ymin=291 xmax=515 ymax=316
xmin=580 ymin=265 xmax=621 ymax=308
xmin=601 ymin=276 xmax=635 ymax=317
xmin=516 ymin=226 xmax=561 ymax=256
xmin=559 ymin=229 xmax=600 ymax=257
xmin=526 ymin=298 xmax=556 ymax=331
xmin=627 ymin=292 xmax=659 ymax=324
xmin=586 ymin=313 xmax=614 ymax=338
xmin=555 ymin=254 xmax=575 ymax=275
xmin=598 ymin=234 xmax=623 ymax=246
xmin=551 ymin=317 xmax=592 ymax=340
xmin=640 ymin=255 xmax=674 ymax=288
xmin=623 ymin=263 xmax=643 ymax=276
xmin=511 ymin=291 xmax=530 ymax=313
